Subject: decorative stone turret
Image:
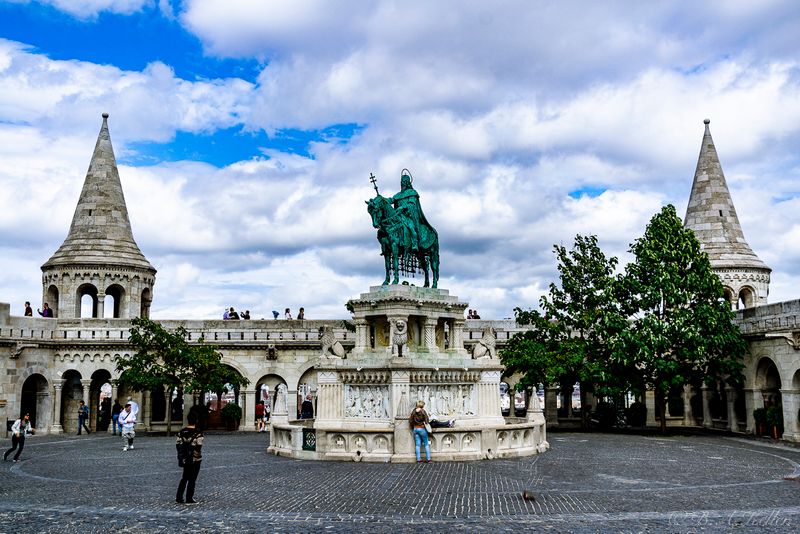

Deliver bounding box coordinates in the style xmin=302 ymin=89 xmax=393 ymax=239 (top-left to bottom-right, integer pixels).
xmin=684 ymin=119 xmax=770 ymax=309
xmin=41 ymin=113 xmax=156 ymax=319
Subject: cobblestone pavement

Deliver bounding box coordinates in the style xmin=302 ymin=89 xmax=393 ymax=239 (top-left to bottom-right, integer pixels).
xmin=1 ymin=431 xmax=799 ymax=533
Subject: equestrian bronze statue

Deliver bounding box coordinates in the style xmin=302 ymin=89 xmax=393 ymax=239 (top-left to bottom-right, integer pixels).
xmin=366 ymin=170 xmax=440 ymax=288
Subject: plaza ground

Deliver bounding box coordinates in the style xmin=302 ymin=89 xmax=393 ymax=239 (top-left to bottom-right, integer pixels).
xmin=0 ymin=430 xmax=798 ymax=533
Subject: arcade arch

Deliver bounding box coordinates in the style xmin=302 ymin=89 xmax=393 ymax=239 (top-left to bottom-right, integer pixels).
xmin=45 ymin=284 xmax=59 ymax=317
xmin=755 ymin=357 xmax=782 ymax=407
xmin=20 ymin=373 xmax=49 ymax=429
xmin=104 ymin=284 xmax=125 ymax=318
xmin=738 ymin=286 xmax=756 ymax=310
xmin=77 ymin=283 xmax=98 ymax=318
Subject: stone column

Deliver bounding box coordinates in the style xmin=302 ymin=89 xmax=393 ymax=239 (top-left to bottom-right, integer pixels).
xmin=645 ymin=390 xmax=657 ymax=426
xmin=451 ymin=319 xmax=465 ymax=352
xmin=140 ymin=391 xmax=150 ymax=431
xmin=725 ymin=387 xmax=738 ymax=432
xmin=315 ymin=371 xmax=343 ymax=426
xmin=701 ymin=386 xmax=712 ymax=428
xmin=478 ymin=370 xmax=505 ymax=426
xmin=744 ymin=388 xmax=763 ymax=434
xmin=354 ymin=319 xmax=368 ymax=352
xmin=50 ymin=379 xmax=64 ymax=434
xmin=97 ymin=292 xmax=105 ymax=319
xmin=545 ymin=387 xmax=559 ymax=427
xmin=780 ymin=389 xmax=800 ymax=442
xmin=424 ymin=317 xmax=437 ymax=352
xmin=682 ymin=385 xmax=694 ymax=426
xmin=288 ymin=389 xmax=299 ymax=420
xmin=240 ymin=389 xmax=254 ymax=431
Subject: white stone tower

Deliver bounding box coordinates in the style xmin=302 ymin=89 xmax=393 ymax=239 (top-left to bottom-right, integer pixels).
xmin=41 ymin=113 xmax=156 ymax=319
xmin=684 ymin=119 xmax=770 ymax=308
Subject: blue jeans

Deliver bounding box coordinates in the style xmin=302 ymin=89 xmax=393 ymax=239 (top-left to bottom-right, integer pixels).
xmin=413 ymin=427 xmax=430 ymax=461
xmin=112 ymin=414 xmax=120 ymax=434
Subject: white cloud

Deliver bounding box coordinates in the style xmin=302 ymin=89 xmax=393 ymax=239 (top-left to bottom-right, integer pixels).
xmin=10 ymin=0 xmax=153 ymax=19
xmin=2 ymin=3 xmax=800 ymax=320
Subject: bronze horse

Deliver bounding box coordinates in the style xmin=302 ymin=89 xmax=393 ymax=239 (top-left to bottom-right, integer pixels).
xmin=367 ymin=195 xmax=439 ymax=288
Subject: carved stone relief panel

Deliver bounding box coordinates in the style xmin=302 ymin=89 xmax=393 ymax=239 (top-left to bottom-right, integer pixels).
xmin=343 ymin=385 xmax=390 ymax=419
xmin=410 ymin=384 xmax=475 ymax=418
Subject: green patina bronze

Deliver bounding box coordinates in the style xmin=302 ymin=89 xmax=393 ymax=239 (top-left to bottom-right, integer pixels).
xmin=366 ymin=170 xmax=440 ymax=288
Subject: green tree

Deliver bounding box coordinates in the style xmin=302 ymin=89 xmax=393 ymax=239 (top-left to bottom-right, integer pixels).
xmin=117 ymin=318 xmax=249 ymax=435
xmin=616 ymin=205 xmax=745 ymax=433
xmin=501 ymin=235 xmax=625 ymax=403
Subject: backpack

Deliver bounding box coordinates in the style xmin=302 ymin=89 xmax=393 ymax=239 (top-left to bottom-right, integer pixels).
xmin=176 ymin=431 xmax=196 ymax=467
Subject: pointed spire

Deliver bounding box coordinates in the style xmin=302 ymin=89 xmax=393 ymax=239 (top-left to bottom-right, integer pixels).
xmin=684 ymin=119 xmax=769 ymax=271
xmin=43 ymin=113 xmax=154 ymax=271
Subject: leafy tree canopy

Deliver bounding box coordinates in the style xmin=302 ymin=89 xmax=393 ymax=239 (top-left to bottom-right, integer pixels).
xmin=615 ymin=204 xmax=746 ymax=431
xmin=501 ymin=235 xmax=624 ymax=394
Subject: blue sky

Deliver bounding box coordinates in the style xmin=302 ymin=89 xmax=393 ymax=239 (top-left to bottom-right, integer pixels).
xmin=1 ymin=0 xmax=800 ymax=320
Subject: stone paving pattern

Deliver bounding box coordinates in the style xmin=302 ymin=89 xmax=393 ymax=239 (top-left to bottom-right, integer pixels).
xmin=1 ymin=431 xmax=799 ymax=532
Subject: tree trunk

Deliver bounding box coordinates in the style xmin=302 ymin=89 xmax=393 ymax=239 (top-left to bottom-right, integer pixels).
xmin=656 ymin=390 xmax=668 ymax=434
xmin=166 ymin=394 xmax=173 ymax=436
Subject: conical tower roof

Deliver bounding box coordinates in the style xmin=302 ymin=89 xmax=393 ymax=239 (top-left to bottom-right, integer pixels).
xmin=42 ymin=113 xmax=155 ymax=272
xmin=684 ymin=119 xmax=770 ymax=272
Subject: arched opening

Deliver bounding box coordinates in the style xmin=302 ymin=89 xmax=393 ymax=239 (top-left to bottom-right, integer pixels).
xmin=45 ymin=285 xmax=59 ymax=317
xmin=140 ymin=287 xmax=152 ymax=319
xmin=21 ymin=373 xmax=49 ymax=429
xmin=104 ymin=284 xmax=126 ymax=318
xmin=738 ymin=286 xmax=756 ymax=310
xmin=91 ymin=369 xmax=113 ymax=432
xmin=722 ymin=287 xmax=735 ymax=310
xmin=60 ymin=370 xmax=83 ymax=434
xmin=756 ymin=358 xmax=782 ymax=406
xmin=203 ymin=365 xmax=244 ymax=430
xmin=255 ymin=374 xmax=286 ymax=422
xmin=500 ymin=381 xmax=511 ymax=416
xmin=297 ymin=368 xmax=318 ymax=419
xmin=77 ymin=284 xmax=98 ymax=318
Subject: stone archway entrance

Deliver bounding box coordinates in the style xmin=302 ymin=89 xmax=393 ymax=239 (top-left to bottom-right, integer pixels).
xmin=21 ymin=373 xmax=50 ymax=430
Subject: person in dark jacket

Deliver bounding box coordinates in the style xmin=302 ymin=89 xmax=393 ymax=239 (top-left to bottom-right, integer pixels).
xmin=409 ymin=400 xmax=431 ymax=463
xmin=175 ymin=412 xmax=204 ymax=505
xmin=300 ymin=394 xmax=314 ymax=419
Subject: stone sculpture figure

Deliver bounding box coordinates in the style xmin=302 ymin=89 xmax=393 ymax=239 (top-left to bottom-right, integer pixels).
xmin=366 ymin=170 xmax=440 ymax=288
xmin=275 ymin=384 xmax=288 ymax=414
xmin=472 ymin=326 xmax=497 ymax=359
xmin=392 ymin=319 xmax=408 ymax=357
xmin=319 ymin=325 xmax=346 ymax=358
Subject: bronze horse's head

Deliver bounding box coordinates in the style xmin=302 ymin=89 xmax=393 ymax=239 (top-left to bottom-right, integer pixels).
xmin=366 ymin=196 xmax=388 ymax=229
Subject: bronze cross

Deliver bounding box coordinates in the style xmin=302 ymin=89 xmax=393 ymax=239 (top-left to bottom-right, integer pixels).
xmin=370 ymin=173 xmax=380 ymax=195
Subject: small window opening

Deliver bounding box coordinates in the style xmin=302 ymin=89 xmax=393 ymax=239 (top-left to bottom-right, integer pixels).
xmin=718 ymin=210 xmax=723 ymax=216
xmin=89 ymin=209 xmax=92 ymax=216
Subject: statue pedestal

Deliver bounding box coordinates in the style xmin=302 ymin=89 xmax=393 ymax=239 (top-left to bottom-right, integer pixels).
xmin=268 ymin=285 xmax=548 ymax=462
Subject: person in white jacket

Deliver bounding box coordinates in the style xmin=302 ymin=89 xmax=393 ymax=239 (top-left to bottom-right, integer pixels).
xmin=118 ymin=402 xmax=137 ymax=451
xmin=3 ymin=413 xmax=35 ymax=462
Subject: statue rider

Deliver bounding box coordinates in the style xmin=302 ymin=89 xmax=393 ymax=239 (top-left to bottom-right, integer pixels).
xmin=391 ymin=171 xmax=424 ymax=253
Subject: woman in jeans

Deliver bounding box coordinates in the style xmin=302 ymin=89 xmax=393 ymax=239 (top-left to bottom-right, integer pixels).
xmin=409 ymin=400 xmax=431 ymax=463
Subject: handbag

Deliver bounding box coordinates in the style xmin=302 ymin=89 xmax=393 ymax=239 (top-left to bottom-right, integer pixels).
xmin=424 ymin=422 xmax=433 ymax=434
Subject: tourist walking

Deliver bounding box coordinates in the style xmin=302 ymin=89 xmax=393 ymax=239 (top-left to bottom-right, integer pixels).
xmin=77 ymin=400 xmax=91 ymax=434
xmin=24 ymin=301 xmax=33 ymax=316
xmin=118 ymin=402 xmax=136 ymax=451
xmin=409 ymin=400 xmax=431 ymax=463
xmin=175 ymin=412 xmax=204 ymax=505
xmin=300 ymin=394 xmax=314 ymax=419
xmin=4 ymin=413 xmax=35 ymax=462
xmin=37 ymin=303 xmax=53 ymax=317
xmin=111 ymin=399 xmax=122 ymax=435
xmin=255 ymin=401 xmax=265 ymax=431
